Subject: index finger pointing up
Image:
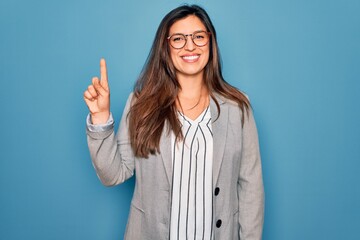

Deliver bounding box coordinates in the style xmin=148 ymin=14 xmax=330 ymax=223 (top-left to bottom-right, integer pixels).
xmin=100 ymin=58 xmax=109 ymax=90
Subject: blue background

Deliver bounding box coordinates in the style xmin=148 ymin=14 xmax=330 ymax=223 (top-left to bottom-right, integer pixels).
xmin=1 ymin=0 xmax=359 ymax=239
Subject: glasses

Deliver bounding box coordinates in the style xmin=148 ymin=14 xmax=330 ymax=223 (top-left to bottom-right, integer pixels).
xmin=167 ymin=30 xmax=211 ymax=49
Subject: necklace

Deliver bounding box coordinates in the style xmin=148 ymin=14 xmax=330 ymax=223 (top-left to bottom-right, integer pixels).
xmin=177 ymin=84 xmax=205 ymax=111
xmin=185 ymin=94 xmax=202 ymax=110
xmin=177 ymin=92 xmax=203 ymax=111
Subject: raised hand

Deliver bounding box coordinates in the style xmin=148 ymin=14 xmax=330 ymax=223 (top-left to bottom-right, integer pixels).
xmin=84 ymin=58 xmax=110 ymax=124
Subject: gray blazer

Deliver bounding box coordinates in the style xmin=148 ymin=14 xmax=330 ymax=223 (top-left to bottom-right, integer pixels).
xmin=87 ymin=93 xmax=264 ymax=240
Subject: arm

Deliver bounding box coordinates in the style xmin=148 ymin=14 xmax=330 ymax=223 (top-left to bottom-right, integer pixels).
xmin=86 ymin=113 xmax=114 ymax=133
xmin=238 ymin=108 xmax=265 ymax=239
xmin=86 ymin=94 xmax=135 ymax=186
xmin=83 ymin=58 xmax=135 ymax=186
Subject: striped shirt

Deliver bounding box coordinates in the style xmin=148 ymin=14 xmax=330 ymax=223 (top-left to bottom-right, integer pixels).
xmin=170 ymin=106 xmax=214 ymax=240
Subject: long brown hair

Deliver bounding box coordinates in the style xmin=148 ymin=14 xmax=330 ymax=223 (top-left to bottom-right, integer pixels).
xmin=128 ymin=4 xmax=250 ymax=158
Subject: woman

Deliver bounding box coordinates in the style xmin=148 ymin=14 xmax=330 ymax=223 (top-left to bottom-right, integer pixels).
xmin=84 ymin=4 xmax=264 ymax=240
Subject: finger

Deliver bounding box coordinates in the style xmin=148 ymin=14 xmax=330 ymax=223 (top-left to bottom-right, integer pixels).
xmin=83 ymin=95 xmax=95 ymax=111
xmin=87 ymin=85 xmax=98 ymax=98
xmin=100 ymin=58 xmax=109 ymax=91
xmin=92 ymin=77 xmax=108 ymax=96
xmin=84 ymin=90 xmax=95 ymax=101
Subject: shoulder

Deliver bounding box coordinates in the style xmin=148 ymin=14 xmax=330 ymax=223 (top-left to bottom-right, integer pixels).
xmin=127 ymin=92 xmax=135 ymax=102
xmin=213 ymin=92 xmax=250 ymax=112
xmin=125 ymin=92 xmax=138 ymax=107
xmin=212 ymin=92 xmax=255 ymax=127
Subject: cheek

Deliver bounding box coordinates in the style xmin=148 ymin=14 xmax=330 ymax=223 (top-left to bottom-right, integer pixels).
xmin=202 ymin=51 xmax=210 ymax=65
xmin=202 ymin=46 xmax=210 ymax=61
xmin=170 ymin=50 xmax=179 ymax=65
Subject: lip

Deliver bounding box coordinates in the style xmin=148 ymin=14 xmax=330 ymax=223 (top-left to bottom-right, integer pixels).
xmin=181 ymin=54 xmax=200 ymax=63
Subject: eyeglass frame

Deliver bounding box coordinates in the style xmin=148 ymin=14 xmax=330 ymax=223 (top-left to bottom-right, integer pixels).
xmin=167 ymin=30 xmax=211 ymax=49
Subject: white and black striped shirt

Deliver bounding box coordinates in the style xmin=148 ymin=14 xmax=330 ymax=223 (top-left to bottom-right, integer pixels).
xmin=170 ymin=106 xmax=214 ymax=240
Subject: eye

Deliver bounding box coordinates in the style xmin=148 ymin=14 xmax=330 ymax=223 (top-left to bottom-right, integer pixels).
xmin=194 ymin=34 xmax=205 ymax=40
xmin=171 ymin=35 xmax=185 ymax=42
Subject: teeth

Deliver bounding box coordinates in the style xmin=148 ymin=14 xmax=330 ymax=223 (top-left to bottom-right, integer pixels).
xmin=182 ymin=55 xmax=199 ymax=60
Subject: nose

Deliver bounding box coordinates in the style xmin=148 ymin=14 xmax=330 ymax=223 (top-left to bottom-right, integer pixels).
xmin=184 ymin=35 xmax=196 ymax=51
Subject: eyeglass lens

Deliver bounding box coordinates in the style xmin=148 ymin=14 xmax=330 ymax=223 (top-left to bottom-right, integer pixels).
xmin=169 ymin=31 xmax=209 ymax=49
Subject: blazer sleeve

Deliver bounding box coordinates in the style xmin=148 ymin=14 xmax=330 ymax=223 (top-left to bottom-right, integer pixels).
xmin=86 ymin=93 xmax=135 ymax=186
xmin=238 ymin=108 xmax=265 ymax=239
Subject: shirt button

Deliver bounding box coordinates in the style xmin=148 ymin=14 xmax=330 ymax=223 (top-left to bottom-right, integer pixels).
xmin=216 ymin=219 xmax=222 ymax=228
xmin=214 ymin=187 xmax=220 ymax=196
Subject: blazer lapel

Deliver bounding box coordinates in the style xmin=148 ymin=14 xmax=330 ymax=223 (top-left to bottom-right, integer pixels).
xmin=210 ymin=95 xmax=228 ymax=186
xmin=159 ymin=123 xmax=172 ymax=186
xmin=159 ymin=95 xmax=228 ymax=187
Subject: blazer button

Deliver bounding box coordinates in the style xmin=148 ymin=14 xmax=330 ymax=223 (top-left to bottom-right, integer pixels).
xmin=216 ymin=219 xmax=222 ymax=228
xmin=214 ymin=187 xmax=220 ymax=196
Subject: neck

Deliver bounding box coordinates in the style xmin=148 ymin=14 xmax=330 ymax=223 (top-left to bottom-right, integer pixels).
xmin=176 ymin=72 xmax=209 ymax=113
xmin=177 ymin=72 xmax=206 ymax=99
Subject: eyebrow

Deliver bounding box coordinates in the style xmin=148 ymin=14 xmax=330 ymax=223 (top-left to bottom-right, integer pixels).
xmin=169 ymin=30 xmax=207 ymax=36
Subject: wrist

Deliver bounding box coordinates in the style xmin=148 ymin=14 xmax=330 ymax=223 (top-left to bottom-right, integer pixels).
xmin=90 ymin=111 xmax=110 ymax=125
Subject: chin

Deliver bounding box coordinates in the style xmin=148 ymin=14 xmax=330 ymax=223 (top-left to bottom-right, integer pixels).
xmin=178 ymin=69 xmax=204 ymax=77
xmin=179 ymin=66 xmax=206 ymax=75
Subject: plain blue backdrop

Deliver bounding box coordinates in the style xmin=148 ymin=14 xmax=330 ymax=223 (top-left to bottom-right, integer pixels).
xmin=1 ymin=0 xmax=359 ymax=239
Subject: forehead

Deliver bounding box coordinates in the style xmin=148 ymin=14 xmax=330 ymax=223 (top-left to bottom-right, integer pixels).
xmin=169 ymin=15 xmax=206 ymax=34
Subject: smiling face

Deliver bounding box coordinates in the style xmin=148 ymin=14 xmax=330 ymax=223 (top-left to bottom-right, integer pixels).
xmin=168 ymin=15 xmax=210 ymax=81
